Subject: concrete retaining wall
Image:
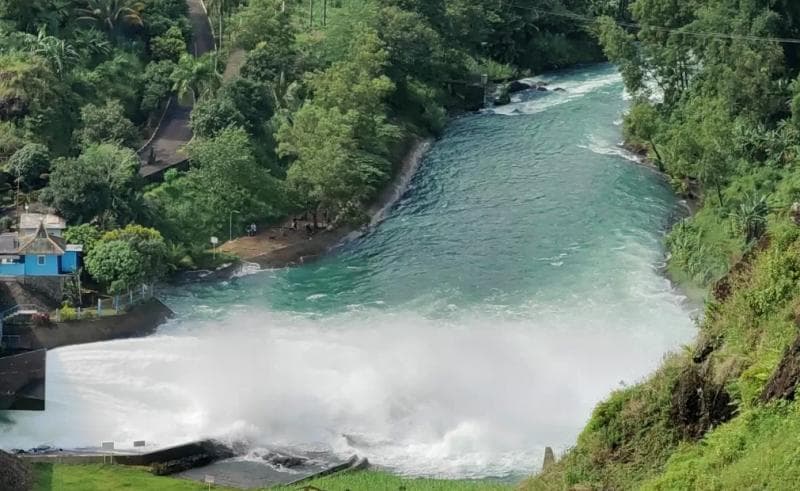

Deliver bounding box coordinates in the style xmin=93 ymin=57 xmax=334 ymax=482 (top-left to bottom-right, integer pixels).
xmin=0 ymin=349 xmax=45 ymax=410
xmin=4 ymin=298 xmax=174 ymax=350
xmin=19 ymin=440 xmax=231 ymax=467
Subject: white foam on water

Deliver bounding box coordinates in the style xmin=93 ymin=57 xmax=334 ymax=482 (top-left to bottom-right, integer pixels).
xmin=490 ymin=72 xmax=623 ymax=116
xmin=1 ymin=298 xmax=693 ymax=479
xmin=580 ymin=133 xmax=644 ymax=164
xmin=232 ymin=261 xmax=265 ymax=278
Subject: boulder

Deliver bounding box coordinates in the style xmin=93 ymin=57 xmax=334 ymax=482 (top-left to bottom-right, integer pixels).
xmin=148 ymin=440 xmax=234 ymax=476
xmin=493 ymin=92 xmax=511 ymax=106
xmin=151 ymin=453 xmax=217 ymax=476
xmin=263 ymin=451 xmax=307 ymax=468
xmin=507 ymin=80 xmax=532 ymax=93
xmin=553 ymin=87 xmax=566 ymax=92
xmin=536 ymin=86 xmax=548 ymax=92
xmin=0 ymin=450 xmax=33 ymax=491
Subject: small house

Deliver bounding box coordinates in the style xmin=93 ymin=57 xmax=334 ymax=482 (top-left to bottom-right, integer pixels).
xmin=0 ymin=214 xmax=82 ymax=277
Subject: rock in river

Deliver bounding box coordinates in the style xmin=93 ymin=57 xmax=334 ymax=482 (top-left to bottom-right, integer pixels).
xmin=508 ymin=80 xmax=533 ymax=93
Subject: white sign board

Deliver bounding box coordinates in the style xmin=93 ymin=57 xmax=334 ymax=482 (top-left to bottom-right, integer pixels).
xmin=204 ymin=475 xmax=215 ymax=484
xmin=210 ymin=236 xmax=219 ymax=245
xmin=101 ymin=441 xmax=114 ymax=451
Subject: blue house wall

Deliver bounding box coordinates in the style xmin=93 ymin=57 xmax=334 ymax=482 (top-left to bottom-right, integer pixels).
xmin=61 ymin=251 xmax=79 ymax=273
xmin=23 ymin=255 xmax=60 ymax=276
xmin=0 ymin=261 xmax=24 ymax=276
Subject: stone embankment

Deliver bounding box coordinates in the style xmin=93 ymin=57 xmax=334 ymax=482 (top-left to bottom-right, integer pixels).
xmin=3 ymin=298 xmax=173 ymax=351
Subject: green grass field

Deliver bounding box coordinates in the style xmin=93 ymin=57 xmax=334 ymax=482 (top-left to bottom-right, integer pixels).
xmin=33 ymin=464 xmax=239 ymax=491
xmin=32 ymin=464 xmax=515 ymax=491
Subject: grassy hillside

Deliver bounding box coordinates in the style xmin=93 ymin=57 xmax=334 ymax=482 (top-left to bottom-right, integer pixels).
xmin=524 ymin=221 xmax=800 ymax=490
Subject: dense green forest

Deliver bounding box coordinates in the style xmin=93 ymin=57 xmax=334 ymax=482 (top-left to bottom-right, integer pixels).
xmin=0 ymin=0 xmax=608 ymax=294
xmin=526 ymin=0 xmax=800 ymax=489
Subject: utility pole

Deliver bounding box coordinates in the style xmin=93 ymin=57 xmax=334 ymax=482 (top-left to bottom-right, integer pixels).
xmin=322 ymin=0 xmax=327 ymax=26
xmin=309 ymin=0 xmax=314 ymax=27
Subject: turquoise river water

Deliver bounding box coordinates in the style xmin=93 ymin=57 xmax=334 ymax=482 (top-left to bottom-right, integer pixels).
xmin=1 ymin=64 xmax=695 ymax=480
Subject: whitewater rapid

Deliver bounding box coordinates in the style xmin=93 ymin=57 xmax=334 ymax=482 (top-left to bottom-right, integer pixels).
xmin=0 ymin=64 xmax=695 ymax=480
xmin=3 ymin=304 xmax=688 ymax=478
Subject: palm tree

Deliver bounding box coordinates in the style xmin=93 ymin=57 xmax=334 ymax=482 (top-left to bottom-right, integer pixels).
xmin=170 ymin=53 xmax=220 ymax=103
xmin=76 ymin=0 xmax=145 ymax=32
xmin=70 ymin=28 xmax=113 ymax=62
xmin=31 ymin=29 xmax=81 ymax=79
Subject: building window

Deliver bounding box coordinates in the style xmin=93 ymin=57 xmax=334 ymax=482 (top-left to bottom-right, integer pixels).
xmin=1 ymin=258 xmax=13 ymax=264
xmin=37 ymin=255 xmax=46 ymax=266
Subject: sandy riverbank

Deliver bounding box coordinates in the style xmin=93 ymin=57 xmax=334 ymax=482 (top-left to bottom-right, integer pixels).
xmin=219 ymin=137 xmax=432 ymax=270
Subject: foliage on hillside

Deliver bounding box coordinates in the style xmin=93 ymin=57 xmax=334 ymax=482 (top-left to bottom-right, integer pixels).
xmin=525 ymin=0 xmax=800 ymax=489
xmin=1 ymin=0 xmax=610 ymax=294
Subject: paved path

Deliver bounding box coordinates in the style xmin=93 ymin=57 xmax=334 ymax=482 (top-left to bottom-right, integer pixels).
xmin=137 ymin=0 xmax=215 ymax=180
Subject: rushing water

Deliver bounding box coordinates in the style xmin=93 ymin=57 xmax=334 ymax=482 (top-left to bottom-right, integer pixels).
xmin=0 ymin=65 xmax=694 ymax=479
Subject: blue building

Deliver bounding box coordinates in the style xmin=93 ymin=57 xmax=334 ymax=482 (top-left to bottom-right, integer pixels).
xmin=0 ymin=214 xmax=82 ymax=277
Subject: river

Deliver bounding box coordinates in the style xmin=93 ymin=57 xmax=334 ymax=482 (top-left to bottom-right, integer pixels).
xmin=0 ymin=64 xmax=694 ymax=480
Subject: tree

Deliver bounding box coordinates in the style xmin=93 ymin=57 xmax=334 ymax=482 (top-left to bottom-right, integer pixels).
xmin=70 ymin=28 xmax=112 ymax=64
xmin=595 ymin=16 xmax=645 ymax=96
xmin=307 ymin=29 xmax=400 ymax=157
xmin=0 ymin=122 xmax=26 ymax=161
xmin=7 ymin=143 xmax=49 ymax=189
xmin=231 ymin=0 xmax=293 ymax=51
xmin=71 ymin=52 xmax=145 ymax=118
xmin=190 ymin=95 xmax=244 ymax=138
xmin=190 ymin=78 xmax=273 ymax=138
xmin=205 ymin=0 xmax=244 ymax=50
xmin=280 ymin=105 xmax=389 ymax=218
xmin=170 ymin=53 xmax=219 ymax=102
xmin=0 ymin=53 xmax=58 ymax=121
xmin=277 ymin=28 xmax=400 ymax=221
xmin=146 ymin=127 xmax=285 ymax=244
xmin=624 ymin=102 xmax=665 ymax=169
xmin=64 ymin=223 xmax=103 ymax=256
xmin=85 ymin=239 xmax=145 ymax=293
xmin=41 ymin=143 xmax=141 ymax=225
xmin=241 ymin=42 xmax=294 ymax=86
xmin=100 ymin=224 xmax=169 ymax=282
xmin=375 ymin=6 xmax=448 ymax=86
xmin=75 ymin=99 xmax=138 ymax=148
xmin=77 ymin=0 xmax=145 ymax=32
xmin=150 ymin=25 xmax=186 ymax=61
xmin=141 ymin=59 xmax=176 ymax=114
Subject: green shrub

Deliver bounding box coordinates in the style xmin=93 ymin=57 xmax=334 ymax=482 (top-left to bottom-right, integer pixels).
xmin=58 ymin=304 xmax=77 ymax=321
xmin=666 ymin=216 xmax=734 ymax=286
xmin=742 ymin=245 xmax=800 ymax=316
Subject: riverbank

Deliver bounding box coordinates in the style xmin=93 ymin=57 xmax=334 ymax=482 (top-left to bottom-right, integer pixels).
xmin=218 ymin=137 xmax=432 ymax=270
